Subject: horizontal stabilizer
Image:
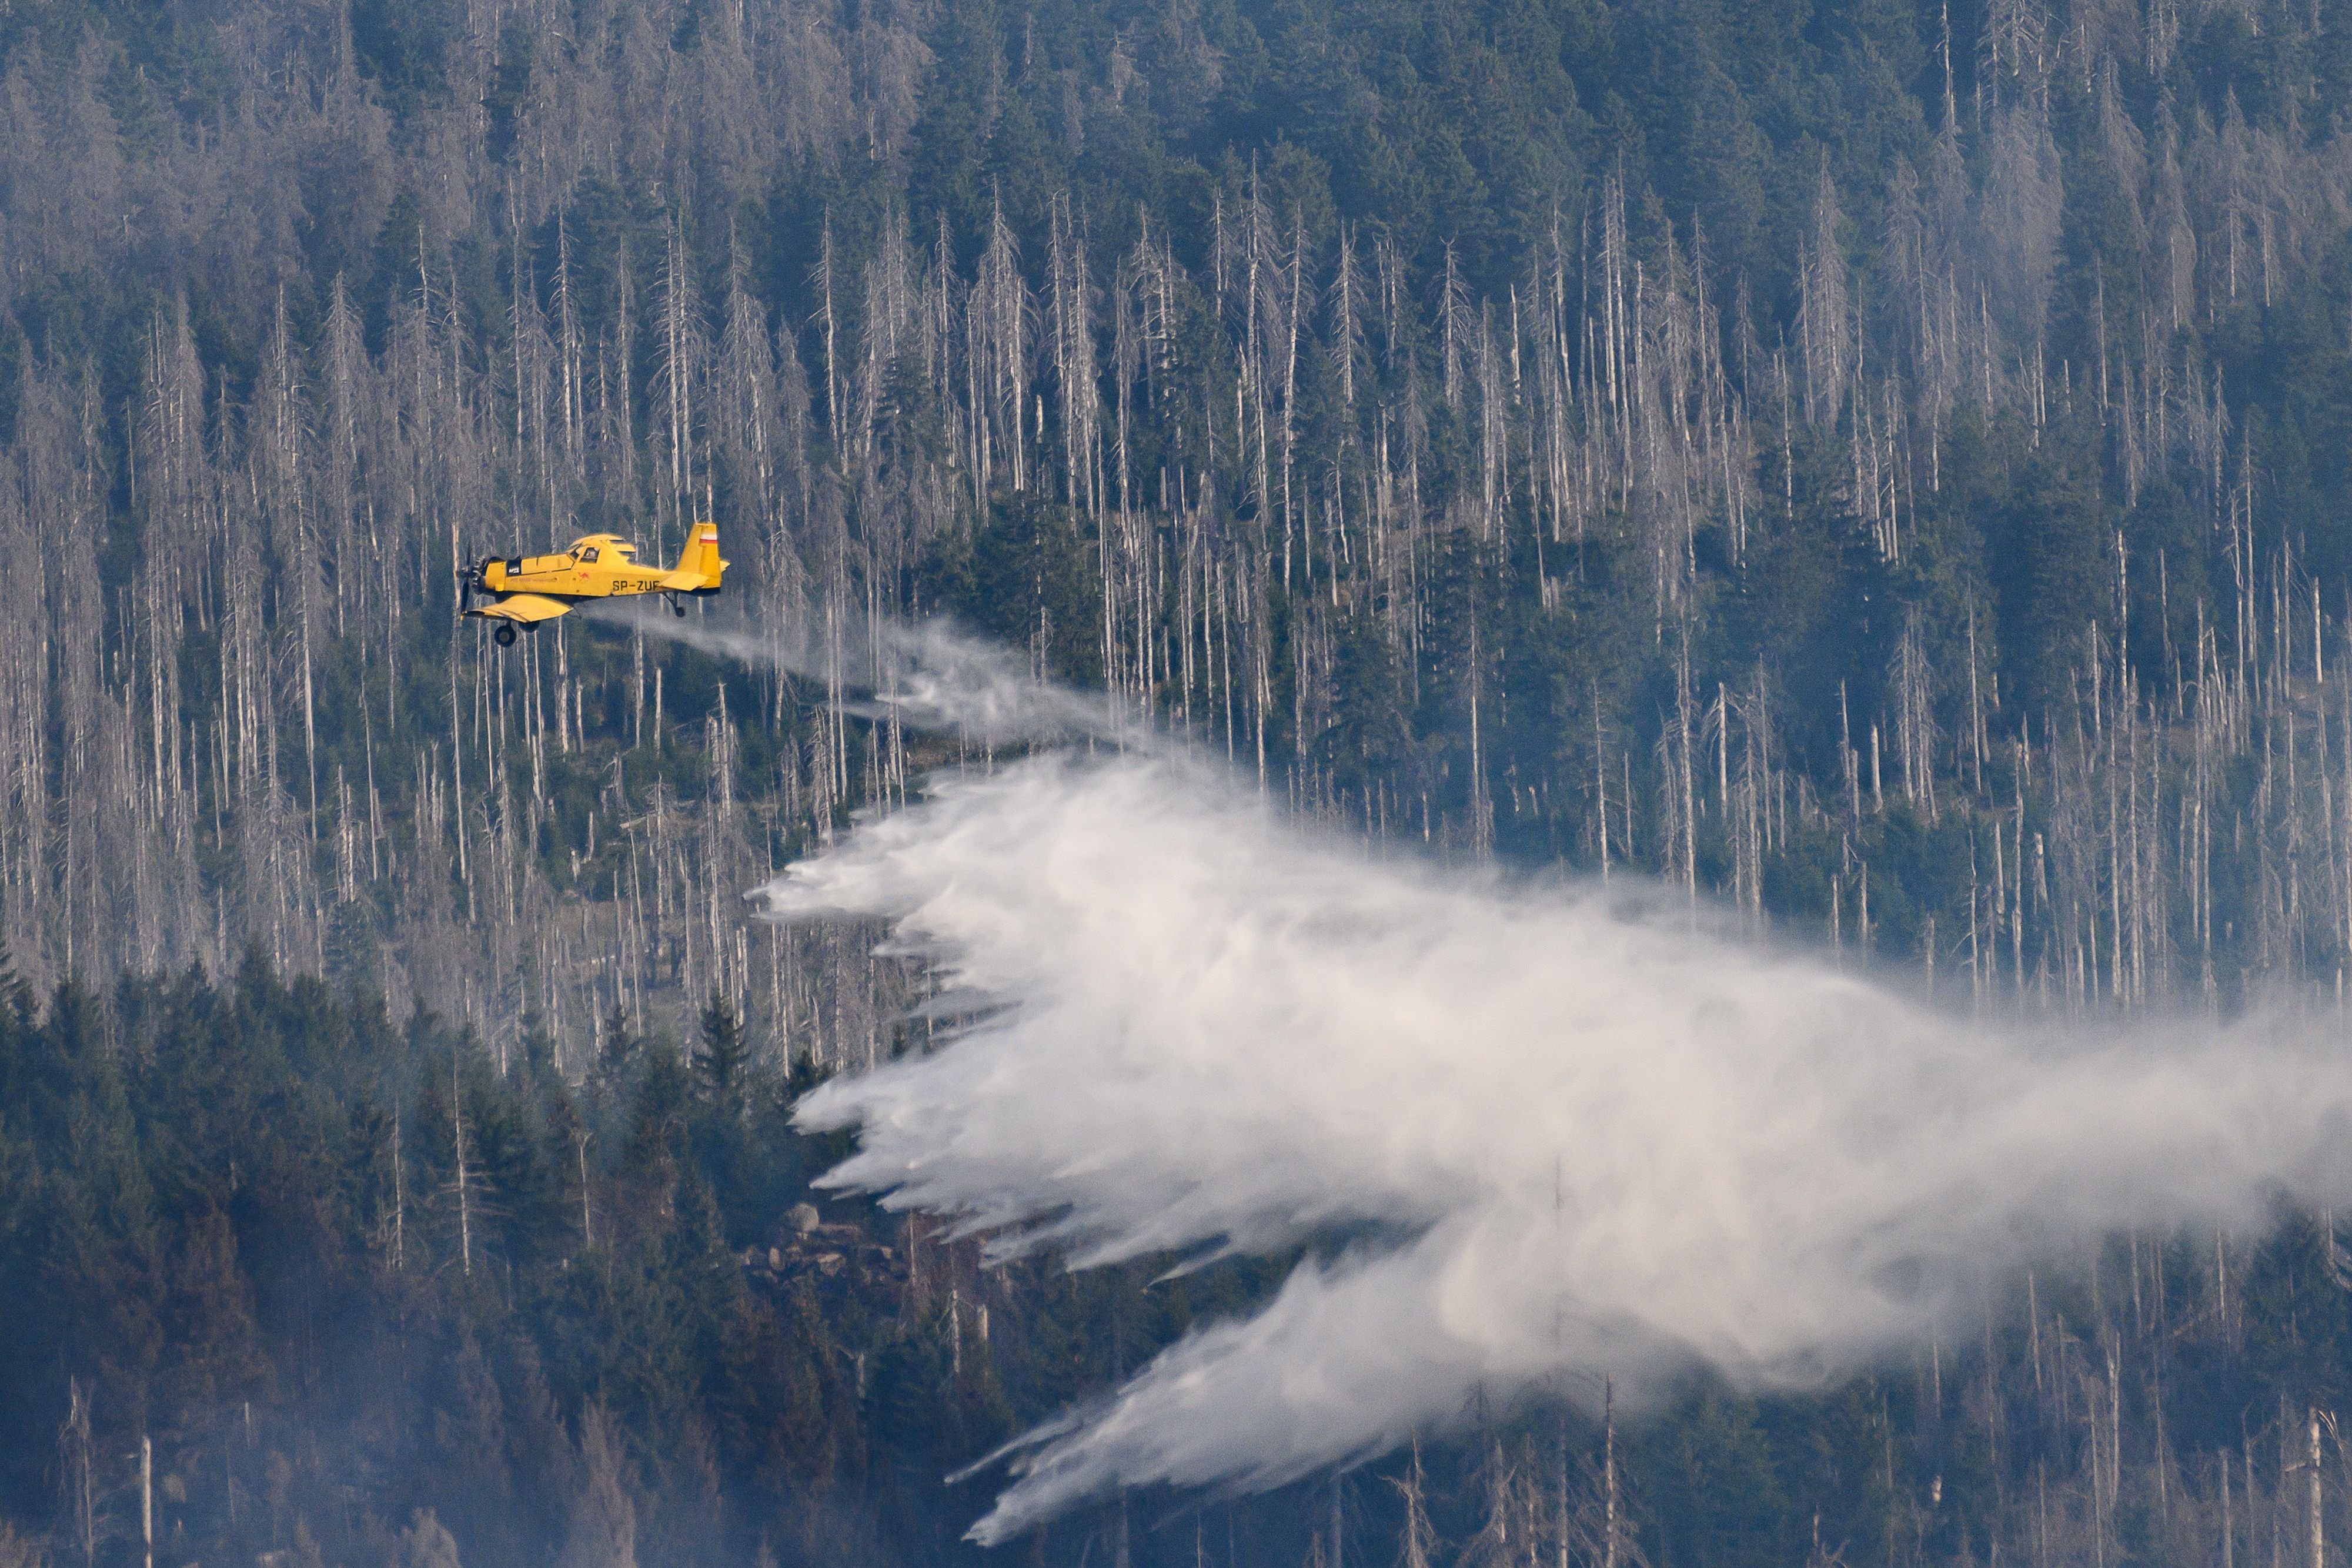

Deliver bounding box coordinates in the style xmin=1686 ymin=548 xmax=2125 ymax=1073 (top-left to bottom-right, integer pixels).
xmin=667 ymin=522 xmax=727 ymax=590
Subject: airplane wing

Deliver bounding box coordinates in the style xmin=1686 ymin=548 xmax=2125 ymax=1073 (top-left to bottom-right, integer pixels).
xmin=466 ymin=593 xmax=574 ymax=623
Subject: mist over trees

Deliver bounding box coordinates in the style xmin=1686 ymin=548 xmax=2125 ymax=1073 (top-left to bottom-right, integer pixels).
xmin=6 ymin=0 xmax=2352 ymax=1563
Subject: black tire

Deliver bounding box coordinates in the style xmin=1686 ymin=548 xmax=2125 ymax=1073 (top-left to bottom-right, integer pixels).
xmin=671 ymin=597 xmax=687 ymax=617
xmin=494 ymin=621 xmax=518 ymax=647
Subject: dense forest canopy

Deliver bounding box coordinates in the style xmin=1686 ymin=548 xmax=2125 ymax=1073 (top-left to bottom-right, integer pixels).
xmin=5 ymin=0 xmax=2352 ymax=1563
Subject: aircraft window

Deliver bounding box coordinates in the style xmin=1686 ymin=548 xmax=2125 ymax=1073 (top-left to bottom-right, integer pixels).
xmin=578 ymin=547 xmax=600 ymax=564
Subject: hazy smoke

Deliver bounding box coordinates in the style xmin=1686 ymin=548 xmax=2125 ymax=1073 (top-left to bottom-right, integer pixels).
xmin=754 ymin=747 xmax=2352 ymax=1543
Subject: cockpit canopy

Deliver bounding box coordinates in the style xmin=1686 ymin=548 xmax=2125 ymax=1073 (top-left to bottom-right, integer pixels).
xmin=566 ymin=534 xmax=640 ymax=564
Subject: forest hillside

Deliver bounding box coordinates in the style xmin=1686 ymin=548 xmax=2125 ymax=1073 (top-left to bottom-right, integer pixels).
xmin=4 ymin=0 xmax=2352 ymax=1563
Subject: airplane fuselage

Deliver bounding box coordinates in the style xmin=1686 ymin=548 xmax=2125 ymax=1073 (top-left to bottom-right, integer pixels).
xmin=473 ymin=534 xmax=683 ymax=600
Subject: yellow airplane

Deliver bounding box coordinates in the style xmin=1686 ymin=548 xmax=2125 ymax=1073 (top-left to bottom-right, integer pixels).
xmin=460 ymin=524 xmax=727 ymax=644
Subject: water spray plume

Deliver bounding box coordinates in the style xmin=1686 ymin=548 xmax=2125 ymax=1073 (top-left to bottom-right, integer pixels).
xmin=730 ymin=616 xmax=2352 ymax=1543
xmin=590 ymin=603 xmax=1122 ymax=745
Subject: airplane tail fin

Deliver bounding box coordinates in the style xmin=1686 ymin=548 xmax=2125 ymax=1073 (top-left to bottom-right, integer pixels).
xmin=670 ymin=520 xmax=727 ymax=590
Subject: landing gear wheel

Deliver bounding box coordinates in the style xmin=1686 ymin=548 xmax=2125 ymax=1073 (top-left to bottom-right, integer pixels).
xmin=493 ymin=621 xmax=518 ymax=647
xmin=671 ymin=596 xmax=687 ymax=617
